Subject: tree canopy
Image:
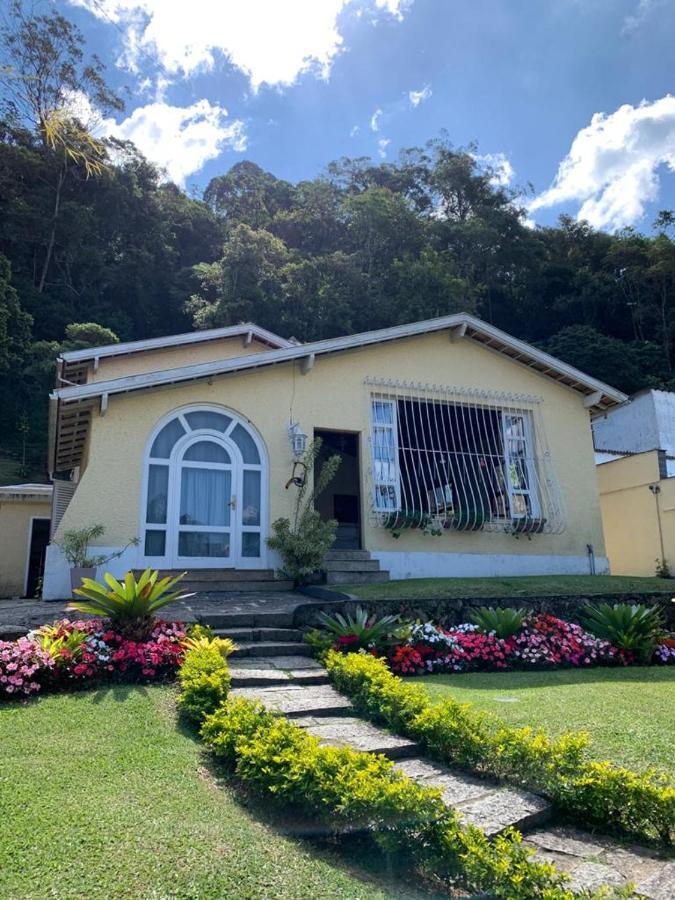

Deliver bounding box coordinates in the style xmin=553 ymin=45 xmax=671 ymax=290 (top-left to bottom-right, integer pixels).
xmin=2 ymin=2 xmax=675 ymax=482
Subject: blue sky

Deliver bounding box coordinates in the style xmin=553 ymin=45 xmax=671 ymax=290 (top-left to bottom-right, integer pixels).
xmin=59 ymin=0 xmax=675 ymax=232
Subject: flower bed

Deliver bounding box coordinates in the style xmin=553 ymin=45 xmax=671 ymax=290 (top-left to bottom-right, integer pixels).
xmin=0 ymin=618 xmax=187 ymax=699
xmin=390 ymin=615 xmax=622 ymax=675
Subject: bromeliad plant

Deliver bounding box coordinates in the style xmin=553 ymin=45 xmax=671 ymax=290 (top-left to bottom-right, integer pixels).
xmin=69 ymin=568 xmax=194 ymax=639
xmin=316 ymin=604 xmax=409 ymax=653
xmin=470 ymin=606 xmax=528 ymax=639
xmin=580 ymin=602 xmax=665 ymax=663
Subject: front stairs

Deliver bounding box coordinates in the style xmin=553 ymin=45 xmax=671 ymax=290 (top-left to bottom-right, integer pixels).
xmin=324 ymin=549 xmax=389 ymax=585
xmin=136 ymin=569 xmax=293 ymax=593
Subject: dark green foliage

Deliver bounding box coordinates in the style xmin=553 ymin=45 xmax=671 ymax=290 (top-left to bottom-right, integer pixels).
xmin=315 ymin=605 xmax=407 ymax=651
xmin=5 ymin=4 xmax=675 ymax=482
xmin=470 ymin=606 xmax=528 ymax=638
xmin=580 ymin=602 xmax=665 ymax=661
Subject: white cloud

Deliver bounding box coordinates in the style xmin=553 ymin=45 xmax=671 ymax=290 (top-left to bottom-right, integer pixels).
xmin=370 ymin=108 xmax=382 ymax=131
xmin=350 ymin=125 xmax=360 ymax=137
xmin=473 ymin=152 xmax=514 ymax=187
xmin=530 ymin=96 xmax=675 ymax=230
xmin=377 ymin=137 xmax=390 ymax=158
xmin=66 ymin=91 xmax=246 ymax=185
xmin=69 ymin=0 xmax=413 ymax=90
xmin=622 ymin=0 xmax=662 ymax=34
xmin=408 ymin=84 xmax=431 ymax=107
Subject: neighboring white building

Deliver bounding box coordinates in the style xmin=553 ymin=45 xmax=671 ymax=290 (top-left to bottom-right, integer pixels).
xmin=593 ymin=389 xmax=675 ymax=476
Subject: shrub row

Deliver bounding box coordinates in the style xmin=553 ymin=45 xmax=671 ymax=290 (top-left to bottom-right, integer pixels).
xmin=325 ymin=650 xmax=675 ymax=846
xmin=177 ymin=641 xmax=631 ymax=898
xmin=200 ymin=696 xmax=605 ymax=900
xmin=177 ymin=637 xmax=232 ymax=723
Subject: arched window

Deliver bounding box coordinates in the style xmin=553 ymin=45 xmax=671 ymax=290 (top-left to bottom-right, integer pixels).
xmin=142 ymin=406 xmax=266 ymax=567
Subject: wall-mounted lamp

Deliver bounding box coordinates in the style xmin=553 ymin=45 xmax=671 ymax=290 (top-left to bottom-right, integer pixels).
xmin=288 ymin=422 xmax=308 ymax=460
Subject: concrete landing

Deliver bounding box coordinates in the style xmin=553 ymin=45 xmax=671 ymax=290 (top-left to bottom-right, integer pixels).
xmin=295 ymin=715 xmax=419 ymax=760
xmin=230 ymin=684 xmax=354 ymax=717
xmin=394 ymin=757 xmax=551 ymax=836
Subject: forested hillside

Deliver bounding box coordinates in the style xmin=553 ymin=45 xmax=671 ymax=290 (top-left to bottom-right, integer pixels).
xmin=2 ymin=3 xmax=675 ymax=483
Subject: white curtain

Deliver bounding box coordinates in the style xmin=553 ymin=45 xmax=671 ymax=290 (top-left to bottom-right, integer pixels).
xmin=180 ymin=468 xmax=230 ymax=526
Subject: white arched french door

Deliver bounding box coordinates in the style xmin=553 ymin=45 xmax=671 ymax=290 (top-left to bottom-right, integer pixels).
xmin=142 ymin=407 xmax=266 ymax=568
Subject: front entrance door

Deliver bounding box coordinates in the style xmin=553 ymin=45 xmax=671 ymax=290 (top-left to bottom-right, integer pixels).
xmin=143 ymin=408 xmax=265 ymax=569
xmin=314 ymin=429 xmax=362 ymax=549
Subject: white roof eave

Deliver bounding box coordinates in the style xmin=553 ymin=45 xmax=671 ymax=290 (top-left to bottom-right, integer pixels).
xmin=52 ymin=313 xmax=628 ymax=409
xmin=58 ymin=323 xmax=294 ymax=365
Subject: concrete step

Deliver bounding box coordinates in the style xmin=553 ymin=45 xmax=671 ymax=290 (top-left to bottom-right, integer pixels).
xmin=326 ymin=570 xmax=390 ymax=585
xmin=183 ymin=580 xmax=294 ymax=593
xmin=324 ymin=559 xmax=381 ymax=573
xmin=230 ymin=684 xmax=354 ymax=717
xmin=214 ymin=627 xmax=303 ymax=643
xmin=135 ymin=569 xmax=278 ymax=582
xmin=325 ymin=550 xmax=372 ymax=561
xmin=230 ymin=641 xmax=313 ymax=659
xmin=229 ymin=656 xmax=329 ymax=687
xmin=394 ymin=758 xmax=551 ymax=838
xmin=296 ymin=716 xmax=419 ymax=760
xmin=200 ymin=610 xmax=296 ymax=629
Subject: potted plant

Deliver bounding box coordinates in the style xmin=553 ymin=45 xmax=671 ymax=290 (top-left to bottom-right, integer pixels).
xmin=55 ymin=524 xmax=139 ymax=597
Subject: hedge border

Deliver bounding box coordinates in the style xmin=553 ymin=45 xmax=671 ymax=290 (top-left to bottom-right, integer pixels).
xmin=325 ymin=650 xmax=675 ymax=846
xmin=177 ymin=641 xmax=632 ymax=900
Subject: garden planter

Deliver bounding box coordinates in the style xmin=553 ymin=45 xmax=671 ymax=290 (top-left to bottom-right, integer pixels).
xmin=70 ymin=566 xmax=96 ymax=596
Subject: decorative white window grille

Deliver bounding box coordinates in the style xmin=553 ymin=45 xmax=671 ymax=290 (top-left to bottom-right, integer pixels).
xmin=366 ymin=379 xmax=565 ymax=535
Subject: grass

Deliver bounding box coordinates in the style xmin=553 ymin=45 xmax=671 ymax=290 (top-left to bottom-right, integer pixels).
xmin=412 ymin=667 xmax=675 ymax=774
xmin=0 ymin=685 xmax=426 ymax=900
xmin=340 ymin=574 xmax=675 ymax=602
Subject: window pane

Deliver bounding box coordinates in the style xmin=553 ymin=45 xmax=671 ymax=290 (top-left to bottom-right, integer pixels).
xmin=372 ymin=400 xmax=394 ymax=425
xmin=373 ymin=426 xmax=395 ymax=461
xmin=231 ymin=424 xmax=260 ymax=463
xmin=146 ymin=465 xmax=169 ymax=523
xmin=180 ymin=468 xmax=231 ymax=526
xmin=144 ymin=530 xmax=165 ymax=556
xmin=511 ymin=493 xmax=531 ymax=516
xmin=375 ymin=484 xmax=397 ymax=510
xmin=179 ymin=531 xmax=230 ymax=557
xmin=504 ymin=415 xmax=525 ymax=439
xmin=151 ymin=417 xmax=186 ymax=458
xmin=242 ymin=470 xmax=261 ymax=525
xmin=185 ymin=411 xmax=232 ymax=432
xmin=242 ymin=532 xmax=260 ymax=557
xmin=183 ymin=440 xmax=230 ymax=463
xmin=509 ymin=456 xmax=529 ymax=491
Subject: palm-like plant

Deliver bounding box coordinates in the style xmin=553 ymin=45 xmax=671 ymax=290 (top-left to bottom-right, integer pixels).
xmin=580 ymin=602 xmax=664 ymax=661
xmin=316 ymin=605 xmax=407 ymax=651
xmin=69 ymin=569 xmax=193 ymax=638
xmin=470 ymin=606 xmax=528 ymax=639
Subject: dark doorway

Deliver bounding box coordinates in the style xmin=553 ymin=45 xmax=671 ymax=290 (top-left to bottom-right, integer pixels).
xmin=314 ymin=430 xmax=361 ymax=549
xmin=26 ymin=518 xmax=50 ymax=598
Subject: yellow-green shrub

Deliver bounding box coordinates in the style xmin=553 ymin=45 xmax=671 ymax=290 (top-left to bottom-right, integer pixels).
xmin=200 ymin=696 xmax=588 ymax=899
xmin=177 ymin=639 xmax=232 ymax=724
xmin=326 ymin=651 xmax=675 ymax=845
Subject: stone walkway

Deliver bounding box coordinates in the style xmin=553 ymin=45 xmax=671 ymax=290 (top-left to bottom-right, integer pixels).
xmin=229 ymin=667 xmax=674 ymax=899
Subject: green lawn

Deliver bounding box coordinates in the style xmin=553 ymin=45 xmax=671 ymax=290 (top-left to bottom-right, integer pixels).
xmin=412 ymin=667 xmax=675 ymax=774
xmin=340 ymin=574 xmax=675 ymax=601
xmin=0 ymin=685 xmax=424 ymax=900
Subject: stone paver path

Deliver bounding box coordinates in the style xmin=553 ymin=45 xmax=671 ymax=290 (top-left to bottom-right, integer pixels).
xmin=231 ymin=656 xmax=675 ymax=899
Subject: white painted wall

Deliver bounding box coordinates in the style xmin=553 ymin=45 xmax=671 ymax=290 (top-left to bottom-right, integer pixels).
xmin=593 ymin=391 xmax=660 ymax=454
xmin=371 ymin=550 xmax=609 ymax=580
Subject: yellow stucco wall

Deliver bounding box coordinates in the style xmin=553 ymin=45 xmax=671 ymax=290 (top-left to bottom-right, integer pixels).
xmin=597 ymin=450 xmax=675 ymax=576
xmin=0 ymin=499 xmax=51 ymax=597
xmin=56 ymin=330 xmax=606 ymax=564
xmin=87 ymin=336 xmax=274 ymax=383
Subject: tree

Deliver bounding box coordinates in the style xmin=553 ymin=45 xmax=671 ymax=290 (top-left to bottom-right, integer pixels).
xmin=0 ymin=254 xmax=31 ymax=371
xmin=0 ymin=0 xmax=123 ymax=292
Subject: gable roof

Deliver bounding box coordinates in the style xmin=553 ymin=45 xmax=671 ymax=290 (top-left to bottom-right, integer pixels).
xmin=57 ymin=323 xmax=294 ymax=384
xmin=49 ymin=313 xmax=628 ymax=474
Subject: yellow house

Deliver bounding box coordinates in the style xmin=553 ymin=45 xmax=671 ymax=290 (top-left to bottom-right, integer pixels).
xmin=41 ymin=314 xmax=626 ymax=599
xmin=0 ymin=484 xmax=52 ymax=598
xmin=596 ymin=449 xmax=675 ymax=577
